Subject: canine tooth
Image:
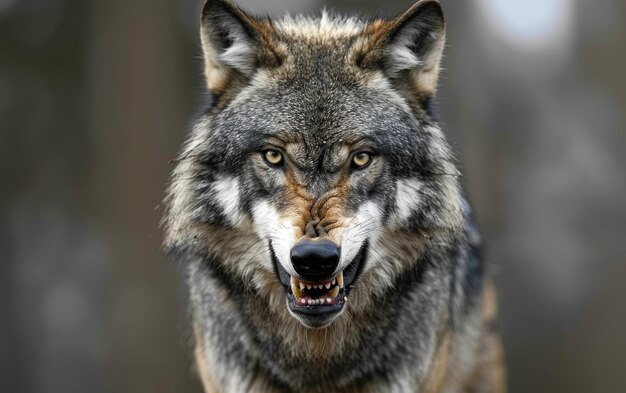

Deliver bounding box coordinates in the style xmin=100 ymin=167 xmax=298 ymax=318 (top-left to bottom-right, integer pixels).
xmin=332 ymin=278 xmax=336 ymax=285
xmin=337 ymin=272 xmax=344 ymax=288
xmin=325 ymin=282 xmax=331 ymax=289
xmin=299 ymin=282 xmax=305 ymax=290
xmin=330 ymin=286 xmax=339 ymax=298
xmin=291 ymin=277 xmax=302 ymax=299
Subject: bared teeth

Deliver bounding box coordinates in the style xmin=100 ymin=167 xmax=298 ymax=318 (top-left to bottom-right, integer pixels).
xmin=291 ymin=273 xmax=346 ymax=307
xmin=291 ymin=277 xmax=303 ymax=299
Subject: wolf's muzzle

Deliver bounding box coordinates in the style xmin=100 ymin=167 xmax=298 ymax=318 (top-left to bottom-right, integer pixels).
xmin=290 ymin=239 xmax=339 ymax=281
xmin=271 ymin=238 xmax=368 ymax=328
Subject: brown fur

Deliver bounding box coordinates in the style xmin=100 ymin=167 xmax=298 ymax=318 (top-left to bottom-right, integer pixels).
xmin=193 ymin=324 xmax=219 ymax=393
xmin=420 ymin=333 xmax=452 ymax=393
xmin=462 ymin=280 xmax=506 ymax=393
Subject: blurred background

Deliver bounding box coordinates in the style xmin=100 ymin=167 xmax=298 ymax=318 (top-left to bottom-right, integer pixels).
xmin=1 ymin=0 xmax=625 ymax=392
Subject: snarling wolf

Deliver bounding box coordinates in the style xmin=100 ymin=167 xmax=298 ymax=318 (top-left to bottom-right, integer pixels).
xmin=163 ymin=0 xmax=505 ymax=391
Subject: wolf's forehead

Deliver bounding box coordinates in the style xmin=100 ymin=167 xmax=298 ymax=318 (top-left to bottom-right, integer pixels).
xmin=273 ymin=12 xmax=365 ymax=42
xmin=270 ymin=13 xmax=368 ymax=73
xmin=227 ymin=72 xmax=414 ymax=158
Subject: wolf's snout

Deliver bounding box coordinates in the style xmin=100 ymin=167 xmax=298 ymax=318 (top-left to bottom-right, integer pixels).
xmin=290 ymin=239 xmax=339 ymax=280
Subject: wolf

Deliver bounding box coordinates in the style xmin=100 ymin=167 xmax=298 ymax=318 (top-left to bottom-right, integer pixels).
xmin=163 ymin=0 xmax=505 ymax=391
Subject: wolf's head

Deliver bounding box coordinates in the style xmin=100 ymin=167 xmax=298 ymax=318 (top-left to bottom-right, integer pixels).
xmin=164 ymin=0 xmax=462 ymax=330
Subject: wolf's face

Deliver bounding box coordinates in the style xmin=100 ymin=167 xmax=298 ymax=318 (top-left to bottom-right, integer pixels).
xmin=164 ymin=0 xmax=462 ymax=329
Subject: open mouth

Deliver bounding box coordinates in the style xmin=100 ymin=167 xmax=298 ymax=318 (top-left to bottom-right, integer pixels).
xmin=271 ymin=241 xmax=368 ymax=325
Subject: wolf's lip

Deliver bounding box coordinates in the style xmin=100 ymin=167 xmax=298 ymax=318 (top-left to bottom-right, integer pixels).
xmin=270 ymin=241 xmax=368 ymax=317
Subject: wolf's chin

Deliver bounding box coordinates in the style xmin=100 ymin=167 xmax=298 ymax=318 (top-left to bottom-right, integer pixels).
xmin=271 ymin=241 xmax=368 ymax=328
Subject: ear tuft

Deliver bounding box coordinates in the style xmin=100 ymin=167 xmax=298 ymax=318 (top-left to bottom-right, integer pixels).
xmin=200 ymin=0 xmax=267 ymax=93
xmin=359 ymin=1 xmax=446 ymax=98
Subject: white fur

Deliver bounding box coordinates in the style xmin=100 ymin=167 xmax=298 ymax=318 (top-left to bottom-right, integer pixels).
xmin=386 ymin=23 xmax=424 ymax=77
xmin=387 ymin=44 xmax=422 ymax=76
xmin=212 ymin=176 xmax=245 ymax=227
xmin=251 ymin=201 xmax=298 ymax=277
xmin=276 ymin=9 xmax=364 ymax=39
xmin=339 ymin=201 xmax=384 ymax=271
xmin=219 ymin=38 xmax=256 ymax=75
xmin=390 ymin=178 xmax=423 ymax=228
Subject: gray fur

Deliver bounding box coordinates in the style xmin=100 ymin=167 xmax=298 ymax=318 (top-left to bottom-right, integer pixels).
xmin=163 ymin=1 xmax=504 ymax=392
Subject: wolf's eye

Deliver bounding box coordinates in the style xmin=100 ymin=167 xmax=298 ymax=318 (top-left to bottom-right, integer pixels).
xmin=351 ymin=152 xmax=372 ymax=169
xmin=262 ymin=149 xmax=284 ymax=166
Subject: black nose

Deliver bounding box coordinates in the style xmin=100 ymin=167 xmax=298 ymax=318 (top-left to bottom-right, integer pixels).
xmin=290 ymin=239 xmax=340 ymax=280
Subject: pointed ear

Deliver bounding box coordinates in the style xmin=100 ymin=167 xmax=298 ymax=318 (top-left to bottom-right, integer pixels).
xmin=359 ymin=0 xmax=446 ymax=98
xmin=200 ymin=0 xmax=281 ymax=94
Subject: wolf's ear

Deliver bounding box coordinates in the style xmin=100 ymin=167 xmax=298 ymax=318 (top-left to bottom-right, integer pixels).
xmin=359 ymin=0 xmax=445 ymax=98
xmin=200 ymin=0 xmax=281 ymax=94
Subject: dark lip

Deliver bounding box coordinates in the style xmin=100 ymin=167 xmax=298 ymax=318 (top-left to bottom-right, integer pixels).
xmin=270 ymin=241 xmax=368 ymax=317
xmin=286 ymin=290 xmax=346 ymax=315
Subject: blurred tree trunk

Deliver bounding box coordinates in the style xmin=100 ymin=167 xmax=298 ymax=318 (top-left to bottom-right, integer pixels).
xmin=90 ymin=1 xmax=200 ymax=392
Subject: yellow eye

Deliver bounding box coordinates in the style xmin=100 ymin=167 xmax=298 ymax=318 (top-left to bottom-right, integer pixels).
xmin=263 ymin=149 xmax=284 ymax=166
xmin=352 ymin=152 xmax=372 ymax=168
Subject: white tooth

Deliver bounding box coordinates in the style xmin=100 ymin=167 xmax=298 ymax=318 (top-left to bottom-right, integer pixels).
xmin=299 ymin=282 xmax=305 ymax=290
xmin=308 ymin=299 xmax=314 ymax=305
xmin=326 ymin=298 xmax=332 ymax=304
xmin=325 ymin=282 xmax=331 ymax=289
xmin=306 ymin=284 xmax=312 ymax=290
xmin=318 ymin=284 xmax=324 ymax=289
xmin=332 ymin=278 xmax=336 ymax=285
